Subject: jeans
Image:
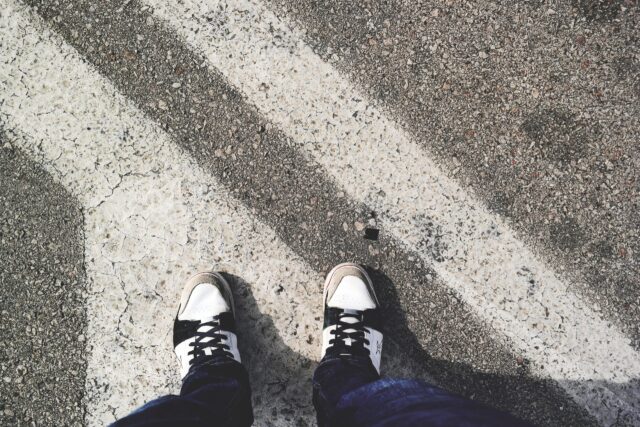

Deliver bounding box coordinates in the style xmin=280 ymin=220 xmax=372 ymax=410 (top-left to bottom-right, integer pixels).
xmin=113 ymin=355 xmax=532 ymax=427
xmin=111 ymin=356 xmax=253 ymax=427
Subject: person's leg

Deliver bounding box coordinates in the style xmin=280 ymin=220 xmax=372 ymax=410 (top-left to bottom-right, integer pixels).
xmin=112 ymin=272 xmax=253 ymax=427
xmin=312 ymin=263 xmax=383 ymax=426
xmin=312 ymin=354 xmax=379 ymax=426
xmin=112 ymin=358 xmax=251 ymax=427
xmin=334 ymin=378 xmax=534 ymax=427
xmin=312 ymin=263 xmax=532 ymax=427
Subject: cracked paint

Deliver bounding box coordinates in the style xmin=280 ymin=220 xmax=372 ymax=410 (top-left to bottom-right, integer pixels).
xmin=1 ymin=4 xmax=323 ymax=425
xmin=143 ymin=0 xmax=640 ymax=423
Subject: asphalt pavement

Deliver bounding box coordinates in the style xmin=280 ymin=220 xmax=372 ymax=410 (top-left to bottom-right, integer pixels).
xmin=0 ymin=138 xmax=86 ymax=425
xmin=0 ymin=0 xmax=638 ymax=426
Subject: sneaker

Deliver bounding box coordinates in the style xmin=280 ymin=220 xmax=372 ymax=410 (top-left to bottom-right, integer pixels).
xmin=321 ymin=263 xmax=383 ymax=373
xmin=173 ymin=272 xmax=241 ymax=378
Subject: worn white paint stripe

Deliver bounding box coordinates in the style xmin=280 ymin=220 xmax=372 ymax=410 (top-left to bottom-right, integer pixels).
xmin=0 ymin=3 xmax=320 ymax=425
xmin=144 ymin=0 xmax=640 ymax=423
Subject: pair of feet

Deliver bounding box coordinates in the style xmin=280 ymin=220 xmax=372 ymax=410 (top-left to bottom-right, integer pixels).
xmin=174 ymin=263 xmax=383 ymax=378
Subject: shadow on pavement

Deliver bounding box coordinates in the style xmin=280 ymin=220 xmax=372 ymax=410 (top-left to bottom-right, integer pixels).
xmin=219 ymin=266 xmax=613 ymax=427
xmin=221 ymin=273 xmax=317 ymax=425
xmin=0 ymin=142 xmax=87 ymax=426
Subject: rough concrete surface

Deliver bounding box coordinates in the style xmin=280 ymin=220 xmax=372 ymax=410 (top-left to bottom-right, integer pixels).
xmin=268 ymin=0 xmax=640 ymax=347
xmin=3 ymin=6 xmax=592 ymax=424
xmin=0 ymin=139 xmax=86 ymax=425
xmin=0 ymin=0 xmax=638 ymax=426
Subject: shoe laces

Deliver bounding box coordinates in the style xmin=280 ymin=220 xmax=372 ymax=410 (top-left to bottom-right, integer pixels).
xmin=328 ymin=310 xmax=370 ymax=357
xmin=188 ymin=316 xmax=233 ymax=364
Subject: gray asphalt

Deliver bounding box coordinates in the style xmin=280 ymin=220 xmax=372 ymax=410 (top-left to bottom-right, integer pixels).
xmin=24 ymin=0 xmax=597 ymax=424
xmin=1 ymin=0 xmax=638 ymax=425
xmin=0 ymin=136 xmax=86 ymax=425
xmin=269 ymin=0 xmax=640 ymax=347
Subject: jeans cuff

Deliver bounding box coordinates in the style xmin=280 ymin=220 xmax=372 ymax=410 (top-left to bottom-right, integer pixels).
xmin=317 ymin=353 xmax=379 ymax=377
xmin=181 ymin=357 xmax=247 ymax=396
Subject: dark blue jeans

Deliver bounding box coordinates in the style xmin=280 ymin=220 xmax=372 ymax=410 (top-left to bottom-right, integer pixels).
xmin=313 ymin=356 xmax=533 ymax=427
xmin=111 ymin=356 xmax=253 ymax=427
xmin=113 ymin=355 xmax=532 ymax=426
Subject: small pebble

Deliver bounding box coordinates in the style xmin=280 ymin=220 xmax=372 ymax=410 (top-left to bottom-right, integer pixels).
xmin=364 ymin=227 xmax=380 ymax=240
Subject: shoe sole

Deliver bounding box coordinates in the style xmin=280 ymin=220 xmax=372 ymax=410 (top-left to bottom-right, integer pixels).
xmin=322 ymin=262 xmax=380 ymax=307
xmin=178 ymin=271 xmax=236 ymax=317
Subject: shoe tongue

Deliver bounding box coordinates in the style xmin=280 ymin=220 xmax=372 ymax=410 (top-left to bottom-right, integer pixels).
xmin=197 ymin=316 xmax=217 ymax=330
xmin=341 ymin=309 xmax=359 ymax=324
xmin=338 ymin=309 xmax=362 ymax=347
xmin=196 ymin=317 xmax=224 ymax=345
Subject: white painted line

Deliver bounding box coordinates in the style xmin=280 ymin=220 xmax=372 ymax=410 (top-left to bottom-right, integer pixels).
xmin=0 ymin=3 xmax=320 ymax=425
xmin=143 ymin=0 xmax=640 ymax=423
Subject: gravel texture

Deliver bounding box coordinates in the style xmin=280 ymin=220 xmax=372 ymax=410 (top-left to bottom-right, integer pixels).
xmin=269 ymin=0 xmax=640 ymax=348
xmin=2 ymin=0 xmax=638 ymax=425
xmin=22 ymin=0 xmax=597 ymax=423
xmin=0 ymin=139 xmax=86 ymax=426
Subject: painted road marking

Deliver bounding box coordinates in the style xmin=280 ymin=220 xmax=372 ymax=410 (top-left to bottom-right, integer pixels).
xmin=144 ymin=0 xmax=640 ymax=422
xmin=0 ymin=2 xmax=320 ymax=425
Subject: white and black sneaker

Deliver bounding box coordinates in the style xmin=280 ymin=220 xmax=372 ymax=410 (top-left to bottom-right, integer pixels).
xmin=321 ymin=263 xmax=383 ymax=373
xmin=173 ymin=272 xmax=241 ymax=378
